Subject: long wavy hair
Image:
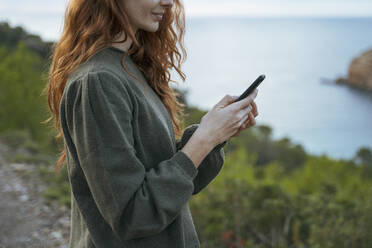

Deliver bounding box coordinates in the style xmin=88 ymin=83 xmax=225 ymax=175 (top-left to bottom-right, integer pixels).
xmin=43 ymin=0 xmax=188 ymax=172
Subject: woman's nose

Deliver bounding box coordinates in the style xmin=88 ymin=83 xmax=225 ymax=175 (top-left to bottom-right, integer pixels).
xmin=160 ymin=0 xmax=174 ymax=8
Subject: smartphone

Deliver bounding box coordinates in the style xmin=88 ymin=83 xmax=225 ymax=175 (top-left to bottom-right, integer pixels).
xmin=234 ymin=74 xmax=265 ymax=102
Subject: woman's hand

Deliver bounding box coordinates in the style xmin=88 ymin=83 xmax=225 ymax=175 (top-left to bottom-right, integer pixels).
xmin=231 ymin=99 xmax=258 ymax=137
xmin=196 ymin=89 xmax=259 ymax=147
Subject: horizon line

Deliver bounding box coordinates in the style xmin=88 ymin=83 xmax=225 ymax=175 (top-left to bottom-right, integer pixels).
xmin=1 ymin=15 xmax=371 ymax=42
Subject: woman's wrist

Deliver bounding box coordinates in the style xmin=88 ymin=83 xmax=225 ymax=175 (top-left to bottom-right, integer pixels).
xmin=180 ymin=128 xmax=215 ymax=168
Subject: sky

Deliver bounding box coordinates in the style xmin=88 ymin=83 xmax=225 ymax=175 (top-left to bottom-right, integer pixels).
xmin=1 ymin=0 xmax=372 ymax=41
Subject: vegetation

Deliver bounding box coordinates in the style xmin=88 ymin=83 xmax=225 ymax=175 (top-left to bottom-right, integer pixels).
xmin=1 ymin=21 xmax=372 ymax=247
xmin=0 ymin=21 xmax=53 ymax=58
xmin=191 ymin=147 xmax=372 ymax=247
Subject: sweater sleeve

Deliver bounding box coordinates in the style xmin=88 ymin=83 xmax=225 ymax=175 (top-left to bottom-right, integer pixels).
xmin=176 ymin=124 xmax=227 ymax=195
xmin=61 ymin=70 xmax=199 ymax=241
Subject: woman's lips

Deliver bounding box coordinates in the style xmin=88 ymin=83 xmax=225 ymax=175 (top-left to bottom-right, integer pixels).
xmin=152 ymin=13 xmax=163 ymax=21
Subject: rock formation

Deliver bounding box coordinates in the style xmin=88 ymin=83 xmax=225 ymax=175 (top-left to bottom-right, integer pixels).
xmin=336 ymin=49 xmax=372 ymax=91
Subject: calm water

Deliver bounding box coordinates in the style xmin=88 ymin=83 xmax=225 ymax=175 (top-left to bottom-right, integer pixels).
xmin=173 ymin=17 xmax=372 ymax=160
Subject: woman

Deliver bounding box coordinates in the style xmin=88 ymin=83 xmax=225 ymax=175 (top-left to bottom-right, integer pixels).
xmin=45 ymin=0 xmax=259 ymax=247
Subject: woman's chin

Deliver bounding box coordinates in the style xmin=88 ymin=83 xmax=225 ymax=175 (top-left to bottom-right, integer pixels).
xmin=140 ymin=22 xmax=160 ymax=33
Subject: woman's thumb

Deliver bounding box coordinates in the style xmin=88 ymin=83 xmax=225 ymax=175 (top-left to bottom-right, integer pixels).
xmin=215 ymin=94 xmax=238 ymax=108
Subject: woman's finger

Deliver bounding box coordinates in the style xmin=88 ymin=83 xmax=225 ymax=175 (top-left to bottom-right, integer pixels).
xmin=244 ymin=112 xmax=256 ymax=128
xmin=238 ymin=113 xmax=250 ymax=126
xmin=236 ymin=105 xmax=252 ymax=120
xmin=233 ymin=109 xmax=256 ymax=137
xmin=250 ymin=112 xmax=256 ymax=125
xmin=251 ymin=101 xmax=258 ymax=117
xmin=230 ymin=89 xmax=258 ymax=112
xmin=249 ymin=112 xmax=256 ymax=125
xmin=232 ymin=122 xmax=244 ymax=137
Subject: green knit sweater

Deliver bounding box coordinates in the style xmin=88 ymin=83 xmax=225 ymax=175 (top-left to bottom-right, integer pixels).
xmin=59 ymin=46 xmax=226 ymax=248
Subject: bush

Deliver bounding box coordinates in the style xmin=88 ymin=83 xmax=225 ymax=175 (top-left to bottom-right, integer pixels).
xmin=190 ymin=147 xmax=372 ymax=247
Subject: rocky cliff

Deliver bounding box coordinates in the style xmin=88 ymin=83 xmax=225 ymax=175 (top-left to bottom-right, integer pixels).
xmin=336 ymin=49 xmax=372 ymax=91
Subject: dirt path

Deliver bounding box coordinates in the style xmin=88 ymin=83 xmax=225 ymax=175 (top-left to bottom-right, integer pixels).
xmin=0 ymin=141 xmax=70 ymax=248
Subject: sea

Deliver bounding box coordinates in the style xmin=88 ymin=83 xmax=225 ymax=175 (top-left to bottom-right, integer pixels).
xmin=173 ymin=17 xmax=372 ymax=160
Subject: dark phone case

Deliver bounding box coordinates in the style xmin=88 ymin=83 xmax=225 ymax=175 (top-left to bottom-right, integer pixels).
xmin=234 ymin=74 xmax=265 ymax=102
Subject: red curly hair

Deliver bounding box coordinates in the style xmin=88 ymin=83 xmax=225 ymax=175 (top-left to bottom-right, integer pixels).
xmin=43 ymin=0 xmax=188 ymax=172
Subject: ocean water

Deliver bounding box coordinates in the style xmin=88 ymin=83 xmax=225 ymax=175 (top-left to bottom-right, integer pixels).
xmin=173 ymin=17 xmax=372 ymax=160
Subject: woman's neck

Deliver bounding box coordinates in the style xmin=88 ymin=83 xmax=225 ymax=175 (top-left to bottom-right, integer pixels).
xmin=110 ymin=32 xmax=134 ymax=52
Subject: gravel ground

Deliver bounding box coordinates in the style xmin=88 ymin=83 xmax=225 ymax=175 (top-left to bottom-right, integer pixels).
xmin=0 ymin=141 xmax=70 ymax=248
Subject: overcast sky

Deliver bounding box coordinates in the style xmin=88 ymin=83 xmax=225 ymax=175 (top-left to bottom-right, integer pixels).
xmin=1 ymin=0 xmax=372 ymax=41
